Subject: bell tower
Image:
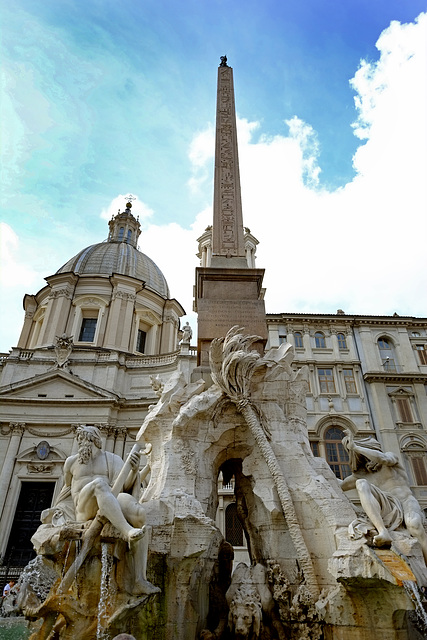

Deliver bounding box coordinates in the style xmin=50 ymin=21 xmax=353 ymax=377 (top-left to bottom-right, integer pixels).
xmin=193 ymin=57 xmax=268 ymax=374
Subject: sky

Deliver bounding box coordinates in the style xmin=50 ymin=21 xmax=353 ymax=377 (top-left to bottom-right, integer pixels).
xmin=1 ymin=0 xmax=426 ymax=352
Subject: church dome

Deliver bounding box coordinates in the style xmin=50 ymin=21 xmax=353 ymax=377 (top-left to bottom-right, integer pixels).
xmin=56 ymin=204 xmax=170 ymax=298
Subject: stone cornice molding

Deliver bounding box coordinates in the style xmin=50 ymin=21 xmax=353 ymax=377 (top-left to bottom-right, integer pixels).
xmin=363 ymin=372 xmax=427 ymax=384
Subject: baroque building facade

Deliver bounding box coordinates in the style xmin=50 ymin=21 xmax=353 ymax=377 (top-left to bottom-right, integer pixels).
xmin=267 ymin=313 xmax=427 ymax=509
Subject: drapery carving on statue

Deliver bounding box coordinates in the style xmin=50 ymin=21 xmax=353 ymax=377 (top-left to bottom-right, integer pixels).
xmin=37 ymin=426 xmax=159 ymax=597
xmin=339 ymin=429 xmax=427 ymax=564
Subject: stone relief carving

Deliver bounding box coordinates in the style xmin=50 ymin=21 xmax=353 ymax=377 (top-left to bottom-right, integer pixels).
xmin=54 ymin=333 xmax=73 ymax=369
xmin=340 ymin=429 xmax=427 ymax=563
xmin=27 ymin=463 xmax=54 ymax=474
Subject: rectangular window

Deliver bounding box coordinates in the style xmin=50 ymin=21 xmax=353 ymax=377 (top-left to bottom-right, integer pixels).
xmin=318 ymin=368 xmax=335 ymax=393
xmin=412 ymin=456 xmax=427 ymax=486
xmin=415 ymin=345 xmax=427 ymax=365
xmin=136 ymin=329 xmax=147 ymax=354
xmin=396 ymin=397 xmax=413 ymax=423
xmin=79 ymin=318 xmax=97 ymax=342
xmin=294 ymin=332 xmax=303 ymax=348
xmin=343 ymin=369 xmax=357 ymax=394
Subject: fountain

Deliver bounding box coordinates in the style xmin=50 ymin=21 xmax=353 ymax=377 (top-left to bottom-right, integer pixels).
xmin=13 ymin=327 xmax=427 ymax=639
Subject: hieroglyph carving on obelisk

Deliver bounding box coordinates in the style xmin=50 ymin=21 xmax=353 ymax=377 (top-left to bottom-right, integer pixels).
xmin=212 ymin=64 xmax=245 ymax=258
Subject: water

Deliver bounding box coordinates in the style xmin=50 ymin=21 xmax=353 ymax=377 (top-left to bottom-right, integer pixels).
xmin=403 ymin=580 xmax=427 ymax=634
xmin=96 ymin=543 xmax=114 ymax=640
xmin=0 ymin=618 xmax=31 ymax=639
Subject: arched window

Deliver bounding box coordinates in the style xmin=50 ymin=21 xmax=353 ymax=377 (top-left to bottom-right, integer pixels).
xmin=378 ymin=337 xmax=397 ymax=371
xmin=325 ymin=427 xmax=351 ymax=480
xmin=118 ymin=227 xmax=125 ymax=241
xmin=294 ymin=332 xmax=303 ymax=348
xmin=127 ymin=229 xmax=132 ymax=243
xmin=225 ymin=502 xmax=244 ymax=547
xmin=337 ymin=333 xmax=347 ymax=350
xmin=315 ymin=332 xmax=326 ymax=348
xmin=401 ymin=437 xmax=427 ymax=486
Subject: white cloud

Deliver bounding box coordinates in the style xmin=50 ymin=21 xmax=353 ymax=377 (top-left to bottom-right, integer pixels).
xmin=0 ymin=224 xmax=41 ymax=352
xmin=184 ymin=13 xmax=427 ymax=319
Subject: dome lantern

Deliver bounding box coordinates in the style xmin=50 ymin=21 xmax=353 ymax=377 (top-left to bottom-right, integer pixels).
xmin=107 ymin=197 xmax=141 ymax=249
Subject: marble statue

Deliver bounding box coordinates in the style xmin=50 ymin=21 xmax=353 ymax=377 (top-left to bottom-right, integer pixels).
xmin=340 ymin=429 xmax=427 ymax=562
xmin=24 ymin=427 xmax=159 ymax=640
xmin=56 ymin=426 xmax=157 ymax=595
xmin=181 ymin=321 xmax=192 ymax=344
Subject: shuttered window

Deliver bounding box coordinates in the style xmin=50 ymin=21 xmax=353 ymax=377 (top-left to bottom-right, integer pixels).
xmin=396 ymin=398 xmax=413 ymax=423
xmin=412 ymin=456 xmax=427 ymax=486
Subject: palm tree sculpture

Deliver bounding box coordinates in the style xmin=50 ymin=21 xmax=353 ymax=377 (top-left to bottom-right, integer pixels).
xmin=209 ymin=326 xmax=319 ymax=599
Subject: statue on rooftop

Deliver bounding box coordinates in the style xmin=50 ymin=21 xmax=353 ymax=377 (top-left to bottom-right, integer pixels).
xmin=219 ymin=55 xmax=228 ymax=67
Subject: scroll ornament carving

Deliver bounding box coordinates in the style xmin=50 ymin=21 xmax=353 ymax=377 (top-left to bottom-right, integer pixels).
xmin=48 ymin=288 xmax=73 ymax=300
xmin=10 ymin=422 xmax=26 ymax=436
xmin=112 ymin=291 xmax=136 ymax=301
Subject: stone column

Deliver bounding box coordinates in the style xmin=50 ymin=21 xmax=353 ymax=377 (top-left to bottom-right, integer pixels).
xmin=104 ymin=292 xmax=123 ymax=349
xmin=303 ymin=328 xmax=313 ymax=359
xmin=114 ymin=428 xmax=127 ymax=458
xmin=330 ymin=329 xmax=341 ymax=359
xmin=356 ymin=327 xmax=379 ymax=371
xmin=0 ymin=423 xmax=25 ymax=520
xmin=17 ymin=297 xmax=37 ymax=348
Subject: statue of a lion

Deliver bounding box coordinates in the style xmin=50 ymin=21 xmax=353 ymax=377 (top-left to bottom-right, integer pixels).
xmin=225 ymin=563 xmax=286 ymax=639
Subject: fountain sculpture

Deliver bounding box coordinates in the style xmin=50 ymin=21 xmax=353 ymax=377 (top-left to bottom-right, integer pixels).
xmin=16 ymin=327 xmax=427 ymax=639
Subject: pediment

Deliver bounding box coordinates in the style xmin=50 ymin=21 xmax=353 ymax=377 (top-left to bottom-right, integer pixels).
xmin=0 ymin=369 xmax=118 ymax=400
xmin=388 ymin=386 xmax=413 ymax=398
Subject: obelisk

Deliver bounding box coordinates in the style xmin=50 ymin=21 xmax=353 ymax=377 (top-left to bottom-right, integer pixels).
xmin=193 ymin=57 xmax=268 ymax=373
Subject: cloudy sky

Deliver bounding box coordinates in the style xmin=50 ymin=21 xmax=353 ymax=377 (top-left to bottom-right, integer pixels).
xmin=1 ymin=0 xmax=426 ymax=352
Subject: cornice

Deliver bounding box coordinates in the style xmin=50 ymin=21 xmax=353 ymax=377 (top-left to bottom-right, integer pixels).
xmin=363 ymin=371 xmax=427 ymax=384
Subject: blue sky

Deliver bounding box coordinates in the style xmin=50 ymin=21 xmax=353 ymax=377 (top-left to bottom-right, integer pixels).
xmin=1 ymin=0 xmax=426 ymax=351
